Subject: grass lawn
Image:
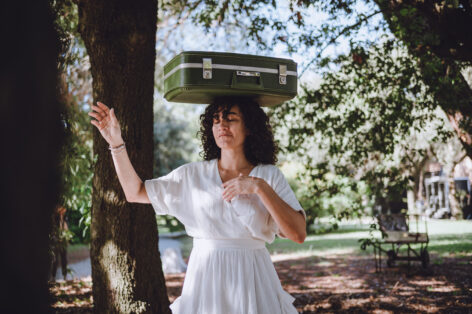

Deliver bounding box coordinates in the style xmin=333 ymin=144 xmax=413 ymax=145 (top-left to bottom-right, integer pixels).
xmin=177 ymin=218 xmax=472 ymax=262
xmin=267 ymin=218 xmax=472 ymax=260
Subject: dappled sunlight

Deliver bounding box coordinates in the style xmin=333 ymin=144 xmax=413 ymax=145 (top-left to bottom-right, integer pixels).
xmin=100 ymin=240 xmax=125 ymax=293
xmin=306 ymin=231 xmax=375 ymax=241
xmin=50 ymin=221 xmax=472 ymax=312
xmin=409 ymin=278 xmax=460 ymax=293
xmin=274 ymin=254 xmax=472 ymax=313
xmin=100 ymin=241 xmax=148 ymax=313
xmin=103 ymin=189 xmax=126 ymax=206
xmin=270 ymin=248 xmax=358 ymax=262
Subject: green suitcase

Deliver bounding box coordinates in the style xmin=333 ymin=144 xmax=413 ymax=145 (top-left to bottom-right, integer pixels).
xmin=163 ymin=51 xmax=297 ymax=106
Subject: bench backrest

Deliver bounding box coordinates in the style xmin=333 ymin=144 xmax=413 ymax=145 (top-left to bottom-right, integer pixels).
xmin=377 ymin=214 xmax=409 ymax=233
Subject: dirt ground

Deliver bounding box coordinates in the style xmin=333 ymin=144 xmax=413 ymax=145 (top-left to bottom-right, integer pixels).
xmin=50 ymin=252 xmax=472 ymax=313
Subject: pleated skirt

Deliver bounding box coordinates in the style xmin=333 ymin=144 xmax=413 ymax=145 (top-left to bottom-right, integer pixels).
xmin=170 ymin=238 xmax=298 ymax=314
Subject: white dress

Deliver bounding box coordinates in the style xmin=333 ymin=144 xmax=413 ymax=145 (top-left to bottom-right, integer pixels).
xmin=145 ymin=158 xmax=305 ymax=314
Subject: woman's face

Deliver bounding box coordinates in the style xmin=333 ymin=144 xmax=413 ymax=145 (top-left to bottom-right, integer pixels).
xmin=212 ymin=105 xmax=248 ymax=151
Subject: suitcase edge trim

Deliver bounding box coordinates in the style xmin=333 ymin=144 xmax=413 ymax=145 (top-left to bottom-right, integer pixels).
xmin=164 ymin=63 xmax=297 ymax=81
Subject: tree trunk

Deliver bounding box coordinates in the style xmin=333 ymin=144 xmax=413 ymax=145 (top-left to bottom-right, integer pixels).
xmin=0 ymin=1 xmax=62 ymax=312
xmin=77 ymin=1 xmax=170 ymax=312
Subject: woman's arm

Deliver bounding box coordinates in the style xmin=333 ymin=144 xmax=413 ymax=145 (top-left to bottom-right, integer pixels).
xmin=89 ymin=101 xmax=150 ymax=204
xmin=222 ymin=175 xmax=306 ymax=243
xmin=255 ymin=181 xmax=306 ymax=243
xmin=110 ymin=146 xmax=150 ymax=203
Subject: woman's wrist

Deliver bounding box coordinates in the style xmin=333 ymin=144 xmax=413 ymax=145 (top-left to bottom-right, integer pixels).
xmin=109 ymin=138 xmax=125 ymax=148
xmin=254 ymin=178 xmax=269 ymax=196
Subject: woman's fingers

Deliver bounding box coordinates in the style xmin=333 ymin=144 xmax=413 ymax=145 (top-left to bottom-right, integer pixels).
xmin=223 ymin=186 xmax=238 ymax=201
xmin=223 ymin=190 xmax=235 ymax=201
xmin=90 ymin=119 xmax=101 ymax=129
xmin=91 ymin=104 xmax=107 ymax=119
xmin=222 ymin=175 xmax=242 ymax=188
xmin=88 ymin=111 xmax=101 ymax=120
xmin=92 ymin=119 xmax=108 ymax=130
xmin=97 ymin=101 xmax=110 ymax=113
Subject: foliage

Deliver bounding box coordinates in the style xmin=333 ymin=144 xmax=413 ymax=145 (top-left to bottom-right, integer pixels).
xmin=156 ymin=0 xmax=471 ymax=225
xmin=269 ymin=39 xmax=459 ymax=224
xmin=179 ymin=0 xmax=472 ymax=154
xmin=50 ymin=0 xmax=94 ymax=245
xmin=153 ymin=100 xmax=201 ymax=177
xmin=58 ymin=104 xmax=95 ymax=243
xmin=293 ymin=161 xmax=370 ymax=231
xmin=51 ymin=0 xmax=472 ymax=234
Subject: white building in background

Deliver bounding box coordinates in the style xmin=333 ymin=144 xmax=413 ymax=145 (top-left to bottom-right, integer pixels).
xmin=424 ymin=175 xmax=450 ymax=218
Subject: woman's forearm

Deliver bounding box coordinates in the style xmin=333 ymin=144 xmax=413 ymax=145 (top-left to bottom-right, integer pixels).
xmin=256 ymin=181 xmax=306 ymax=243
xmin=89 ymin=102 xmax=149 ymax=203
xmin=110 ymin=147 xmax=145 ymax=202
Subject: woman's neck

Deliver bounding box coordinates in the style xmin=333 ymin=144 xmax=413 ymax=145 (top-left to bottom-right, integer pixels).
xmin=218 ymin=149 xmax=253 ymax=171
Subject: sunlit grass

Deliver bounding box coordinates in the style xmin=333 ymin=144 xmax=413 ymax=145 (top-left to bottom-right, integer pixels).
xmin=177 ymin=219 xmax=472 ymax=261
xmin=266 ymin=219 xmax=472 ymax=259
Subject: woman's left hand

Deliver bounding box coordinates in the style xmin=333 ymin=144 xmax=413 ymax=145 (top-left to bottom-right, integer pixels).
xmin=222 ymin=174 xmax=263 ymax=202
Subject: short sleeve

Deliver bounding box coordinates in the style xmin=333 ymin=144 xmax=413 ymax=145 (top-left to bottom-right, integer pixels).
xmin=271 ymin=166 xmax=306 ymax=238
xmin=144 ymin=164 xmax=188 ymax=216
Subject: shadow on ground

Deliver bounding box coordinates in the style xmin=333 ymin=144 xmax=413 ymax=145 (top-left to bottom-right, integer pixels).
xmin=275 ymin=254 xmax=472 ymax=313
xmin=50 ymin=250 xmax=472 ymax=313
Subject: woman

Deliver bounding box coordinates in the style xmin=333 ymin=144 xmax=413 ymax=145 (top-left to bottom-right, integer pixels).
xmin=89 ymin=98 xmax=306 ymax=314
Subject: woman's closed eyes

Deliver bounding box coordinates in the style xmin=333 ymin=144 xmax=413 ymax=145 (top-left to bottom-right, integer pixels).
xmin=213 ymin=114 xmax=238 ymax=124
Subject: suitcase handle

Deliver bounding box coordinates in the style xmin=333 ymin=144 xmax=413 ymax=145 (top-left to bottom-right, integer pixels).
xmin=231 ymin=72 xmax=264 ymax=90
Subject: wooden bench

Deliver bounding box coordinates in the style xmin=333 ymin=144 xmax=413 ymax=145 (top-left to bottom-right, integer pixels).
xmin=368 ymin=214 xmax=429 ymax=272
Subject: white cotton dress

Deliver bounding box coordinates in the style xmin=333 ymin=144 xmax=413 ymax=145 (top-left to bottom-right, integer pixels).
xmin=144 ymin=158 xmax=305 ymax=314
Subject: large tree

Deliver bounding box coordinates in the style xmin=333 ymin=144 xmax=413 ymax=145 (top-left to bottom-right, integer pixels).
xmin=76 ymin=0 xmax=170 ymax=312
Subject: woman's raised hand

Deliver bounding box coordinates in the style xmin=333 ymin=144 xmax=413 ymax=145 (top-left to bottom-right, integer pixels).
xmin=88 ymin=101 xmax=124 ymax=147
xmin=222 ymin=173 xmax=262 ymax=202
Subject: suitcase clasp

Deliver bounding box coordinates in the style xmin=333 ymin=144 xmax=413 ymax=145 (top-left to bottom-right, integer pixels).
xmin=279 ymin=64 xmax=287 ymax=85
xmin=203 ymin=58 xmax=212 ymax=79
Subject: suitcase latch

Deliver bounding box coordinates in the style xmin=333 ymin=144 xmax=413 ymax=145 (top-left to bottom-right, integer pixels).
xmin=279 ymin=64 xmax=287 ymax=85
xmin=203 ymin=58 xmax=212 ymax=79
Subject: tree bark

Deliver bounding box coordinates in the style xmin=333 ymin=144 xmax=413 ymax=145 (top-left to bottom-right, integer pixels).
xmin=0 ymin=1 xmax=62 ymax=312
xmin=77 ymin=1 xmax=170 ymax=312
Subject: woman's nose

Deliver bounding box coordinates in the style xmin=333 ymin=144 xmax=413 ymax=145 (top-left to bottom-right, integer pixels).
xmin=220 ymin=119 xmax=229 ymax=128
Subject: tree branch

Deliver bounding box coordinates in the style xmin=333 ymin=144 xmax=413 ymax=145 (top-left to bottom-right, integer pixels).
xmin=299 ymin=10 xmax=382 ymax=78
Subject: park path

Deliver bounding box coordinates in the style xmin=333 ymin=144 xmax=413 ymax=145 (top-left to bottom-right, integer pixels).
xmin=53 ymin=234 xmax=187 ymax=281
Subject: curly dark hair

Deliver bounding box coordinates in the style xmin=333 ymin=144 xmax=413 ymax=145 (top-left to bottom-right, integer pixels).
xmin=198 ymin=97 xmax=278 ymax=165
